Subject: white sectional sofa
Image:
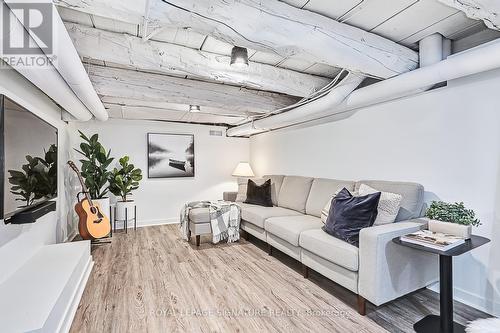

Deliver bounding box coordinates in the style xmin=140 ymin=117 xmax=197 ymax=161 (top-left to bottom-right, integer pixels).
xmin=229 ymin=175 xmax=439 ymax=314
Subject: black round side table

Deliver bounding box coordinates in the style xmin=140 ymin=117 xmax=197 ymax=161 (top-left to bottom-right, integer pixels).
xmin=393 ymin=234 xmax=490 ymax=333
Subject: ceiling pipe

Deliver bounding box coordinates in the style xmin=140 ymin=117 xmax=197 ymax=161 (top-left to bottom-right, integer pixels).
xmin=50 ymin=7 xmax=108 ymax=121
xmin=0 ymin=2 xmax=93 ymax=121
xmin=419 ymin=33 xmax=447 ymax=67
xmin=226 ymin=73 xmax=365 ymax=136
xmin=3 ymin=0 xmax=108 ymax=121
xmin=227 ymin=38 xmax=500 ymax=137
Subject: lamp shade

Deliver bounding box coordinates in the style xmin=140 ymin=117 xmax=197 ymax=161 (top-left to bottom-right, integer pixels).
xmin=232 ymin=162 xmax=254 ymax=177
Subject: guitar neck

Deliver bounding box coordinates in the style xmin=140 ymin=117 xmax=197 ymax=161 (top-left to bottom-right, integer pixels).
xmin=73 ymin=166 xmax=93 ymax=206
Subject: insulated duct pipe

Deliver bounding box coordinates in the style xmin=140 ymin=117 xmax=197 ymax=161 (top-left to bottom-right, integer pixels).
xmin=3 ymin=0 xmax=108 ymax=121
xmin=0 ymin=2 xmax=93 ymax=121
xmin=227 ymin=73 xmax=365 ymax=136
xmin=227 ymin=38 xmax=500 ymax=137
xmin=50 ymin=7 xmax=108 ymax=121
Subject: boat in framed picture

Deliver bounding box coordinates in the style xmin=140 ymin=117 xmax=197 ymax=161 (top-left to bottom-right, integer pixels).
xmin=148 ymin=133 xmax=195 ymax=178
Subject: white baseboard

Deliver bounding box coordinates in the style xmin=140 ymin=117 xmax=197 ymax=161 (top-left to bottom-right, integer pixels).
xmin=136 ymin=218 xmax=179 ymax=228
xmin=115 ymin=218 xmax=179 ymax=229
xmin=427 ymin=284 xmax=500 ymax=317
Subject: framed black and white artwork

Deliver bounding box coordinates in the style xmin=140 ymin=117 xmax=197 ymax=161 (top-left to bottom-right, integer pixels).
xmin=147 ymin=133 xmax=195 ymax=178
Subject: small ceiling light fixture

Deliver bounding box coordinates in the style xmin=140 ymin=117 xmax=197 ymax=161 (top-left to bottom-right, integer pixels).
xmin=189 ymin=105 xmax=201 ymax=113
xmin=230 ymin=46 xmax=249 ymax=67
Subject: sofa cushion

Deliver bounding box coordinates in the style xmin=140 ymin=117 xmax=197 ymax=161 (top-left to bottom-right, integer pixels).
xmin=189 ymin=208 xmax=210 ymax=223
xmin=278 ymin=176 xmax=314 ymax=213
xmin=262 ymin=175 xmax=285 ymax=206
xmin=265 ymin=215 xmax=323 ymax=246
xmin=300 ymin=229 xmax=359 ymax=271
xmin=355 ymin=180 xmax=424 ymax=221
xmin=306 ymin=178 xmax=355 ymax=218
xmin=239 ymin=203 xmax=302 ymax=228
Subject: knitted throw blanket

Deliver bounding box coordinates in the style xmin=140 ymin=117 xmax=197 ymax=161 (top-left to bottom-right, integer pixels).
xmin=180 ymin=201 xmax=241 ymax=244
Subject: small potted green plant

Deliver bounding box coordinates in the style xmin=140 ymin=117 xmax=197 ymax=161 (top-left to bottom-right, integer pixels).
xmin=108 ymin=156 xmax=142 ymax=222
xmin=425 ymin=201 xmax=481 ymax=239
xmin=74 ymin=131 xmax=114 ymax=216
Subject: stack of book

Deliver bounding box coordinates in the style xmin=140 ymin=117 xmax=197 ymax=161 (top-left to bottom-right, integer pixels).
xmin=401 ymin=230 xmax=465 ymax=251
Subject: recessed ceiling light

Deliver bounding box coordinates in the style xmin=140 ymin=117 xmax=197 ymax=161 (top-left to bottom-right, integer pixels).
xmin=189 ymin=105 xmax=201 ymax=112
xmin=230 ymin=46 xmax=249 ymax=68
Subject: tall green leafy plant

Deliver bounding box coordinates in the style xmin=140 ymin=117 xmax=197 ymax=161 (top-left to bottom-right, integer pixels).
xmin=74 ymin=131 xmax=114 ymax=199
xmin=8 ymin=144 xmax=58 ymax=206
xmin=426 ymin=201 xmax=481 ymax=227
xmin=108 ymin=156 xmax=142 ymax=202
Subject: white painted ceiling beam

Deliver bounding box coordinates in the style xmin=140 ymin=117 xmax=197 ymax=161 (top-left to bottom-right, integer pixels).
xmin=87 ymin=65 xmax=299 ymax=115
xmin=100 ymin=97 xmax=260 ymax=118
xmin=105 ymin=104 xmax=246 ymax=125
xmin=439 ymin=0 xmax=500 ymax=30
xmin=55 ymin=0 xmax=418 ymax=79
xmin=65 ymin=23 xmax=329 ymax=97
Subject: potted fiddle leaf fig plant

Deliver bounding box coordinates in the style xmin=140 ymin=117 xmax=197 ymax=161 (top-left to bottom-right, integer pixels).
xmin=425 ymin=201 xmax=481 ymax=239
xmin=108 ymin=156 xmax=142 ymax=221
xmin=74 ymin=131 xmax=114 ymax=217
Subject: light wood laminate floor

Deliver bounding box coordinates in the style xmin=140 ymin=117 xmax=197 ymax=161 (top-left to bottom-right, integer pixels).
xmin=70 ymin=225 xmax=489 ymax=333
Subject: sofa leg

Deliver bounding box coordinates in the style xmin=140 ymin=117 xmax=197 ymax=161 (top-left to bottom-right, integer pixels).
xmin=267 ymin=244 xmax=273 ymax=256
xmin=196 ymin=235 xmax=201 ymax=247
xmin=302 ymin=264 xmax=309 ymax=279
xmin=243 ymin=230 xmax=250 ymax=241
xmin=357 ymin=295 xmax=366 ymax=316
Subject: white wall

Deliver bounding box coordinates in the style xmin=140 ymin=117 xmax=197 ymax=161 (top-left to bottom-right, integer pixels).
xmin=0 ymin=63 xmax=72 ymax=281
xmin=73 ymin=119 xmax=249 ymax=226
xmin=250 ymin=69 xmax=500 ymax=316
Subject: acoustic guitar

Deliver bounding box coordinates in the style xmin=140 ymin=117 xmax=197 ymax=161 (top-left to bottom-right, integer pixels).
xmin=68 ymin=161 xmax=111 ymax=240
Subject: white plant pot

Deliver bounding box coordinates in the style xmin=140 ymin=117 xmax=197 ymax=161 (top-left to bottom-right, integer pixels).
xmin=115 ymin=200 xmax=136 ymax=221
xmin=93 ymin=197 xmax=111 ymax=218
xmin=428 ymin=220 xmax=472 ymax=239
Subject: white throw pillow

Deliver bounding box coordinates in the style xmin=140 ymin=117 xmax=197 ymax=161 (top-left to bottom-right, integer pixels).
xmin=358 ymin=184 xmax=402 ymax=225
xmin=320 ymin=188 xmax=349 ymax=224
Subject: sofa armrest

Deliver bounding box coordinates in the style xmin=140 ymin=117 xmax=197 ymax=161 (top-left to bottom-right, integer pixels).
xmin=358 ymin=218 xmax=439 ymax=306
xmin=223 ymin=191 xmax=238 ymax=202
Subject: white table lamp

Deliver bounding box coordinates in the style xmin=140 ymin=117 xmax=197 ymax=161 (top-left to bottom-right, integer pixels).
xmin=232 ymin=162 xmax=255 ymax=177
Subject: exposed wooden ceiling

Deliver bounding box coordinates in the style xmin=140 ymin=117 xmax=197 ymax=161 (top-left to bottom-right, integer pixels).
xmin=56 ymin=0 xmax=499 ymax=126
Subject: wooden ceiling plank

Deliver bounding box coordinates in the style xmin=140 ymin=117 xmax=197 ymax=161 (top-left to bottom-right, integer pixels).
xmin=66 ymin=22 xmax=330 ymax=97
xmin=371 ymin=0 xmax=462 ymax=44
xmin=400 ymin=11 xmax=481 ymax=45
xmin=55 ymin=0 xmax=418 ymax=78
xmin=147 ymin=0 xmax=418 ymax=78
xmin=339 ymin=0 xmax=419 ymax=32
xmin=438 ymin=0 xmax=500 ymax=30
xmin=88 ymin=65 xmax=300 ymax=115
xmin=303 ymin=0 xmax=363 ymax=21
